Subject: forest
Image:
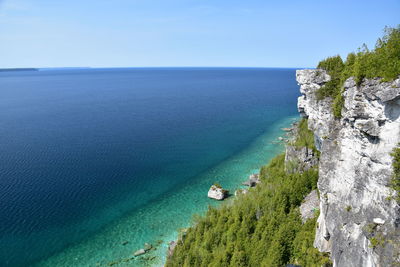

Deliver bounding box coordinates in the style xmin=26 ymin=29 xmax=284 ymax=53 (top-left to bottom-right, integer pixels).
xmin=166 ymin=120 xmax=331 ymax=267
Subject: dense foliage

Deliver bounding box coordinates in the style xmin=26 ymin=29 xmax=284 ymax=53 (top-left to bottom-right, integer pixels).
xmin=391 ymin=145 xmax=400 ymax=202
xmin=166 ymin=121 xmax=330 ymax=267
xmin=293 ymin=118 xmax=317 ymax=151
xmin=316 ymin=26 xmax=400 ymax=118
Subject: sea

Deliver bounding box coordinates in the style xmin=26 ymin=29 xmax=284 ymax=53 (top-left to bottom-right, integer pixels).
xmin=0 ymin=67 xmax=300 ymax=266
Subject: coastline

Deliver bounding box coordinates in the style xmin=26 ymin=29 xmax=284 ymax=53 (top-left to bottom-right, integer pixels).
xmin=35 ymin=115 xmax=298 ymax=267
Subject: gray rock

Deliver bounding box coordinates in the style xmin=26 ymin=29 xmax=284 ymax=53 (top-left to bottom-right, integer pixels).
xmin=300 ymin=190 xmax=320 ymax=223
xmin=373 ymin=218 xmax=385 ymax=225
xmin=296 ymin=70 xmax=400 ymax=267
xmin=207 ymin=185 xmax=228 ymax=200
xmin=354 ymin=119 xmax=380 ymax=137
xmin=285 ymin=145 xmax=318 ymax=173
xmin=242 ymin=174 xmax=260 ymax=187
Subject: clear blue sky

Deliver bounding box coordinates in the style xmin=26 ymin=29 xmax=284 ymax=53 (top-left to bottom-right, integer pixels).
xmin=0 ymin=0 xmax=399 ymax=68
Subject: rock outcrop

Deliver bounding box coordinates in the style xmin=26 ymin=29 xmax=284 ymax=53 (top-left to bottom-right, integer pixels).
xmin=300 ymin=190 xmax=320 ymax=223
xmin=285 ymin=145 xmax=318 ymax=173
xmin=207 ymin=185 xmax=228 ymax=200
xmin=242 ymin=174 xmax=261 ymax=187
xmin=297 ymin=69 xmax=400 ymax=266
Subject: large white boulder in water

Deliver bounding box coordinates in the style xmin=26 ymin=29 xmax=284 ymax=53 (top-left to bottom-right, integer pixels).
xmin=207 ymin=185 xmax=228 ymax=200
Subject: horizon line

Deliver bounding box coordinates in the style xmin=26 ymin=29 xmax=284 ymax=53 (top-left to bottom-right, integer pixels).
xmin=1 ymin=66 xmax=314 ymax=70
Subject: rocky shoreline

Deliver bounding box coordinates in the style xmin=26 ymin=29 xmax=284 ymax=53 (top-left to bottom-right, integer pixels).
xmin=165 ymin=121 xmax=300 ymax=262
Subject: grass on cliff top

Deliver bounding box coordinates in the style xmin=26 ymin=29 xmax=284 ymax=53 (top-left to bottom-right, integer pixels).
xmin=316 ymin=26 xmax=400 ymax=118
xmin=166 ymin=124 xmax=330 ymax=267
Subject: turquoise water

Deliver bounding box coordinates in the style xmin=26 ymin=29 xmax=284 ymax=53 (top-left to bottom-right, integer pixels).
xmin=0 ymin=68 xmax=299 ymax=266
xmin=38 ymin=116 xmax=297 ymax=267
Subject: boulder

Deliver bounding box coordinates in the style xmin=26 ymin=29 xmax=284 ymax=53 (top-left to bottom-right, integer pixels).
xmin=207 ymin=185 xmax=228 ymax=200
xmin=373 ymin=218 xmax=385 ymax=225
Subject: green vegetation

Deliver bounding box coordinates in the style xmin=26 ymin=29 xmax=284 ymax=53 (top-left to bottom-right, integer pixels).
xmin=369 ymin=233 xmax=385 ymax=249
xmin=390 ymin=144 xmax=400 ymax=202
xmin=345 ymin=205 xmax=352 ymax=212
xmin=316 ymin=26 xmax=400 ymax=118
xmin=363 ymin=223 xmax=377 ymax=235
xmin=293 ymin=118 xmax=316 ymax=151
xmin=213 ymin=183 xmax=222 ymax=189
xmin=316 ymin=55 xmax=344 ymax=101
xmin=292 ymin=118 xmax=320 ymax=159
xmin=166 ymin=122 xmax=330 ymax=267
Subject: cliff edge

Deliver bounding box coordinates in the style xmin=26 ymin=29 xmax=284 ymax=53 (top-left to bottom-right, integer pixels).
xmin=297 ymin=69 xmax=400 ymax=266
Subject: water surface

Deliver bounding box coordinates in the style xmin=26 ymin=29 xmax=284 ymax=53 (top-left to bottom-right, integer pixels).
xmin=0 ymin=68 xmax=299 ymax=266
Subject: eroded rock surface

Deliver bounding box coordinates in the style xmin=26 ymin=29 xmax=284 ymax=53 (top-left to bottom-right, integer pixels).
xmin=296 ymin=69 xmax=400 ymax=267
xmin=207 ymin=185 xmax=228 ymax=200
xmin=285 ymin=145 xmax=318 ymax=173
xmin=300 ymin=190 xmax=320 ymax=223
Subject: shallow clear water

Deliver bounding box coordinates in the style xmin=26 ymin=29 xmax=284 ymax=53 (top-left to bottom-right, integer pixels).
xmin=0 ymin=68 xmax=299 ymax=266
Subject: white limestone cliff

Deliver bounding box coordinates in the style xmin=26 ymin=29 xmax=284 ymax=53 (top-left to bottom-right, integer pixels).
xmin=296 ymin=69 xmax=400 ymax=267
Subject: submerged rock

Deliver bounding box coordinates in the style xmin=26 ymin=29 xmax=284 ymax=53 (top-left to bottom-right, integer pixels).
xmin=282 ymin=127 xmax=293 ymax=132
xmin=133 ymin=249 xmax=146 ymax=256
xmin=207 ymin=184 xmax=228 ymax=200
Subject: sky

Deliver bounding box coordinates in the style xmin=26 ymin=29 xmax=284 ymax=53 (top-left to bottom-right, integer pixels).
xmin=0 ymin=0 xmax=399 ymax=68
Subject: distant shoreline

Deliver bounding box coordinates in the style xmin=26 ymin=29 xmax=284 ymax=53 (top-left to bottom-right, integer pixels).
xmin=0 ymin=68 xmax=39 ymax=72
xmin=0 ymin=67 xmax=93 ymax=72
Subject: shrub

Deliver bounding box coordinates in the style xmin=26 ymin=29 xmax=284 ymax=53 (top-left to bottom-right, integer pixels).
xmin=369 ymin=234 xmax=385 ymax=249
xmin=390 ymin=145 xmax=400 ymax=202
xmin=316 ymin=26 xmax=400 ymax=118
xmin=293 ymin=118 xmax=316 ymax=152
xmin=213 ymin=182 xmax=222 ymax=189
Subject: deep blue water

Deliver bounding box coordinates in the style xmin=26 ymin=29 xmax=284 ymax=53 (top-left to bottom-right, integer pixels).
xmin=0 ymin=68 xmax=299 ymax=266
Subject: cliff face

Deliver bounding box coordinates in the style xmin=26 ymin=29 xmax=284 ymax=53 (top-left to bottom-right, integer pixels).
xmin=296 ymin=69 xmax=400 ymax=267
